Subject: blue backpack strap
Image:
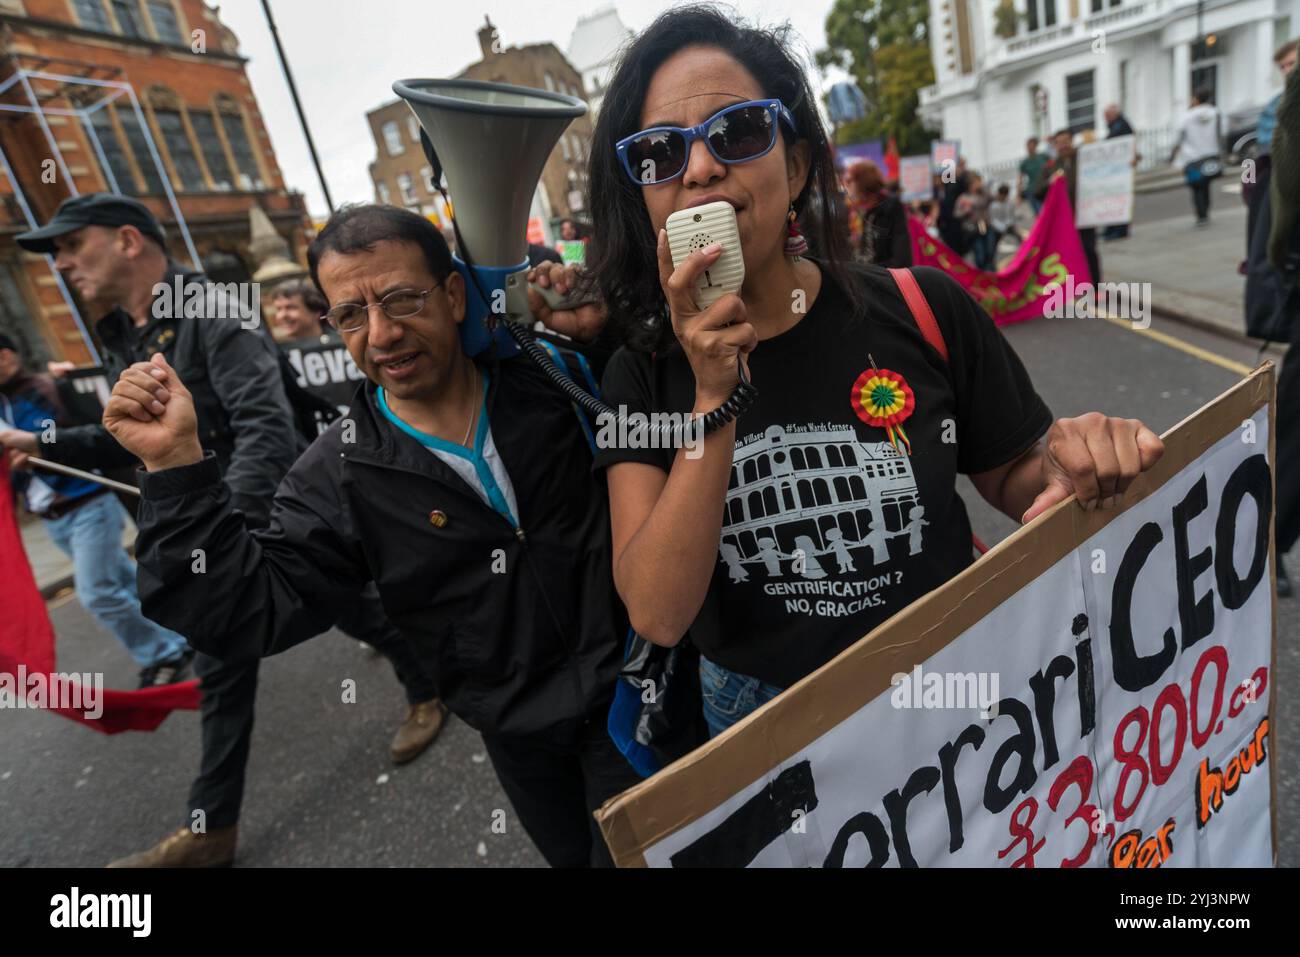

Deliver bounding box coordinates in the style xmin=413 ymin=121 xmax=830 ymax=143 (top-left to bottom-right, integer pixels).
xmin=535 ymin=338 xmax=598 ymax=455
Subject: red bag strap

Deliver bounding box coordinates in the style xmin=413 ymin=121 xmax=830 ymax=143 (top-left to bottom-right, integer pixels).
xmin=888 ymin=267 xmax=948 ymax=364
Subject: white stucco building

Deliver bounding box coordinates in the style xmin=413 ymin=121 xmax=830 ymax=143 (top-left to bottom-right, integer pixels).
xmin=920 ymin=0 xmax=1299 ymax=171
xmin=566 ymin=5 xmax=634 ymax=119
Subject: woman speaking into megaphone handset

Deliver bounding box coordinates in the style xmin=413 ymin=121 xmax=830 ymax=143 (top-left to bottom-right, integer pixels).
xmin=578 ymin=5 xmax=1163 ymax=739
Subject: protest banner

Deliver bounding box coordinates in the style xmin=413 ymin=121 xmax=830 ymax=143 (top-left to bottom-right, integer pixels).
xmin=930 ymin=139 xmax=960 ymax=175
xmin=899 ymin=156 xmax=932 ymax=203
xmin=596 ymin=365 xmax=1277 ymax=868
xmin=0 ymin=457 xmax=199 ymax=732
xmin=1076 ymin=134 xmax=1136 ymax=229
xmin=908 ymin=175 xmax=1090 ymax=326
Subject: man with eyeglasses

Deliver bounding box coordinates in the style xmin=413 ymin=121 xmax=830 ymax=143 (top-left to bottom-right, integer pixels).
xmin=9 ymin=194 xmax=445 ymax=868
xmin=102 ymin=203 xmax=642 ymax=867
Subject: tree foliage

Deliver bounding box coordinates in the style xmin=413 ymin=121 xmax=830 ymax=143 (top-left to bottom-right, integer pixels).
xmin=816 ymin=0 xmax=937 ymax=154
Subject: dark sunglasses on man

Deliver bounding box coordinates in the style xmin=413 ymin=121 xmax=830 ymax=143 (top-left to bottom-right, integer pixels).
xmin=616 ymin=99 xmax=798 ymax=186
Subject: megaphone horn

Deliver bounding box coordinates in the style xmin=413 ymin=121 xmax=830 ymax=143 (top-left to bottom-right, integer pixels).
xmin=393 ymin=78 xmax=590 ymax=357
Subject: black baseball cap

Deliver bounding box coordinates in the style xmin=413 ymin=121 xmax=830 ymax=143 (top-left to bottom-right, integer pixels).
xmin=15 ymin=193 xmax=166 ymax=254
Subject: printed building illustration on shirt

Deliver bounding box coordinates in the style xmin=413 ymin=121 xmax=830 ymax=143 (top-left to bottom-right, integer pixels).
xmin=719 ymin=423 xmax=921 ymax=575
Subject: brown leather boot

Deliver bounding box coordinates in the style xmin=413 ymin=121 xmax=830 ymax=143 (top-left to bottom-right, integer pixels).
xmin=390 ymin=699 xmax=448 ymax=765
xmin=106 ymin=824 xmax=237 ymax=868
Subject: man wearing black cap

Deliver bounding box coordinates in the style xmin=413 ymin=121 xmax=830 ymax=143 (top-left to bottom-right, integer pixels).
xmin=5 ymin=194 xmax=446 ymax=866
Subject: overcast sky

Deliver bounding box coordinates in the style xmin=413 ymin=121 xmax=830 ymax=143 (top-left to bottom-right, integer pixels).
xmin=218 ymin=0 xmax=845 ymax=218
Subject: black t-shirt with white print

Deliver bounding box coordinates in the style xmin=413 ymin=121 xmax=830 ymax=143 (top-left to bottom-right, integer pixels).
xmin=593 ymin=262 xmax=1053 ymax=689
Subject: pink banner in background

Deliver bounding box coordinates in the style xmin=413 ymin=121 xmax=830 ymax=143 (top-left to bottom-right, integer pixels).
xmin=908 ymin=176 xmax=1091 ymax=326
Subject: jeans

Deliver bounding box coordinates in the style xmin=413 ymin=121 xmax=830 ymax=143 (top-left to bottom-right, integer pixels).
xmin=1189 ymin=179 xmax=1212 ymax=221
xmin=699 ymin=656 xmax=786 ymax=739
xmin=44 ymin=493 xmax=188 ymax=668
xmin=482 ymin=699 xmax=643 ymax=867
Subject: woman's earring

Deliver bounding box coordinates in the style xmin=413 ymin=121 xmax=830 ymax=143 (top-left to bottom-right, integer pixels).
xmin=784 ymin=205 xmax=809 ymax=260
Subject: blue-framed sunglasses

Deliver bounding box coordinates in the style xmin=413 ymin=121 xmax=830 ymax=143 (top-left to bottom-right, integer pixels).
xmin=616 ymin=99 xmax=798 ymax=186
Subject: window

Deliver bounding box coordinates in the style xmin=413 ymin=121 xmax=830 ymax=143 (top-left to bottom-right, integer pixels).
xmin=112 ymin=0 xmax=144 ymax=38
xmin=421 ymin=165 xmax=437 ymax=193
xmin=781 ymin=483 xmax=795 ymax=511
xmin=761 ymin=486 xmax=779 ymax=516
xmin=805 ymin=447 xmax=822 ymax=469
xmin=188 ymin=111 xmax=233 ymax=189
xmin=1025 ymin=0 xmax=1056 ymax=32
xmin=86 ymin=108 xmax=137 ymax=194
xmin=742 ymin=458 xmax=758 ymax=484
xmin=377 ymin=181 xmax=391 ymax=205
xmin=747 ymin=490 xmax=764 ymax=520
xmin=1065 ymin=69 xmax=1096 ymax=134
xmin=116 ymin=108 xmax=164 ymax=194
xmin=849 ymin=475 xmax=866 ymax=501
xmin=397 ymin=173 xmax=417 ymax=206
xmin=407 ymin=115 xmax=421 ymax=144
xmin=383 ymin=121 xmax=405 ymax=156
xmin=826 ymin=446 xmax=843 ymax=468
xmin=559 ymin=135 xmax=572 ymax=161
xmin=73 ymin=0 xmax=112 ymax=32
xmin=757 ymin=455 xmax=771 ymax=479
xmin=834 ymin=476 xmax=851 ymax=502
xmin=153 ymin=109 xmax=204 ymax=191
xmin=543 ymin=71 xmax=556 ymax=91
xmin=220 ymin=111 xmax=263 ymax=189
xmin=147 ymin=0 xmax=184 ymax=43
xmin=813 ymin=479 xmax=831 ymax=507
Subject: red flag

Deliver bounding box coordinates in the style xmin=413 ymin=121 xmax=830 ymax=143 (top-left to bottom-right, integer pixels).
xmin=884 ymin=137 xmax=901 ymax=182
xmin=0 ymin=456 xmax=199 ymax=732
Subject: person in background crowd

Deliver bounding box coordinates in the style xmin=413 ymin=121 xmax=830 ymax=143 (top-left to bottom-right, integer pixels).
xmin=844 ymin=159 xmax=911 ymax=268
xmin=1245 ymin=41 xmax=1298 ymax=266
xmin=1171 ymin=89 xmax=1224 ymax=227
xmin=556 ymin=217 xmax=587 ymax=266
xmin=585 ymin=5 xmax=1163 ymax=738
xmin=937 ymin=158 xmax=971 ymax=255
xmin=6 ymin=194 xmax=444 ymax=869
xmin=271 ymin=278 xmax=331 ymax=343
xmin=1039 ymin=129 xmax=1101 ymax=285
xmin=1102 ymin=104 xmax=1136 ymax=241
xmin=0 ymin=334 xmax=192 ymax=687
xmin=1265 ymin=49 xmax=1300 ymax=597
xmin=101 ymin=203 xmax=640 ymax=868
xmin=956 ymin=174 xmax=992 ymax=270
xmin=987 ymin=183 xmax=1018 ymax=264
xmin=1018 ymin=137 xmax=1048 ymax=215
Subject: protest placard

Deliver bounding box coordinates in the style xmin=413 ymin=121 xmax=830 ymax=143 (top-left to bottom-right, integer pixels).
xmin=930 ymin=139 xmax=960 ymax=176
xmin=900 ymin=156 xmax=932 ymax=203
xmin=1076 ymin=134 xmax=1136 ymax=228
xmin=596 ymin=366 xmax=1277 ymax=868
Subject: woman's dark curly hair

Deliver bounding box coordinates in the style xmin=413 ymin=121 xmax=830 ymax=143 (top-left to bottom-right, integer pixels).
xmin=585 ymin=4 xmax=858 ymax=352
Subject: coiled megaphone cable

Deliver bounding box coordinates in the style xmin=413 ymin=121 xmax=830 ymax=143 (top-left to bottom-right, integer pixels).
xmin=505 ymin=322 xmax=757 ymax=444
xmin=421 ymin=129 xmax=757 ymax=442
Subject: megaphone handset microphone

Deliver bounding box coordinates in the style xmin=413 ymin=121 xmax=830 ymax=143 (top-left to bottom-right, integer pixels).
xmin=394 ymin=77 xmax=757 ymax=444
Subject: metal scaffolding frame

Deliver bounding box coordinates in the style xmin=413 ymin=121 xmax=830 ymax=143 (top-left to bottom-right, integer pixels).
xmin=0 ymin=63 xmax=204 ymax=365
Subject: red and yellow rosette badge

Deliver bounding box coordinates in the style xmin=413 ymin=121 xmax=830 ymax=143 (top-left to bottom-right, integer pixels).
xmin=851 ymin=362 xmax=916 ymax=454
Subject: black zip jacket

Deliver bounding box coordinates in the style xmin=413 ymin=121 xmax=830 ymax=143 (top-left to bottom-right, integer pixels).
xmin=36 ymin=263 xmax=298 ymax=526
xmin=134 ymin=354 xmax=625 ymax=737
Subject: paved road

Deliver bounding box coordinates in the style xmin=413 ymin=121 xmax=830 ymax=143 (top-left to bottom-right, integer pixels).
xmin=3 ymin=305 xmax=1293 ymax=868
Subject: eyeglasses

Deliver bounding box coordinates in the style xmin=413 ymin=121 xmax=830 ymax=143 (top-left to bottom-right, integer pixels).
xmin=616 ymin=99 xmax=798 ymax=186
xmin=321 ymin=284 xmax=440 ymax=333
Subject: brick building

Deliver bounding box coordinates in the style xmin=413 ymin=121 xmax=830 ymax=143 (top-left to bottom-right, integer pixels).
xmin=367 ymin=16 xmax=592 ymax=244
xmin=0 ymin=0 xmax=312 ymax=366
